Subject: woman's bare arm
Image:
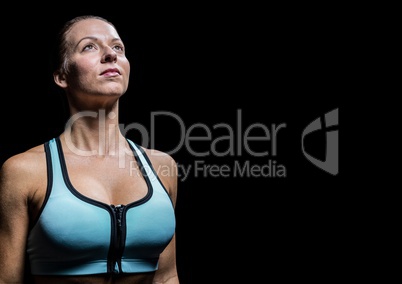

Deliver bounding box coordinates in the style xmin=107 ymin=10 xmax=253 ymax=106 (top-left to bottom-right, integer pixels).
xmin=0 ymin=148 xmax=46 ymax=284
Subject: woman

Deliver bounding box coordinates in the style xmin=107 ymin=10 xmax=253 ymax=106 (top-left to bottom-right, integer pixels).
xmin=0 ymin=15 xmax=180 ymax=284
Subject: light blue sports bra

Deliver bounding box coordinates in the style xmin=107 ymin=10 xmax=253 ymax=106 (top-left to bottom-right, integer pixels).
xmin=26 ymin=137 xmax=176 ymax=276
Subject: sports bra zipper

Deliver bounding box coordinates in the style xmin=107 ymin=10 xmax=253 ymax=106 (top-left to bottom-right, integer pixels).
xmin=111 ymin=204 xmax=126 ymax=274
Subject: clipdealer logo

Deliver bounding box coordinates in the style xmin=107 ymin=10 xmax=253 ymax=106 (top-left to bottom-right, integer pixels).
xmin=62 ymin=108 xmax=339 ymax=180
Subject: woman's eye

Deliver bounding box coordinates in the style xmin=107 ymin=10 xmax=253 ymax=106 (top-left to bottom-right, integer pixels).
xmin=114 ymin=45 xmax=124 ymax=52
xmin=83 ymin=44 xmax=95 ymax=51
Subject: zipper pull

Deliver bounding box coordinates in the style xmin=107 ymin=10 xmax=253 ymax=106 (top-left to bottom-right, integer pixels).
xmin=111 ymin=204 xmax=125 ymax=275
xmin=115 ymin=204 xmax=123 ymax=228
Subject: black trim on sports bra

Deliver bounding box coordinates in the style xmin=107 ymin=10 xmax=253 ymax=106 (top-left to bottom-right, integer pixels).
xmin=54 ymin=136 xmax=153 ymax=208
xmin=29 ymin=142 xmax=53 ymax=230
xmin=127 ymin=141 xmax=175 ymax=207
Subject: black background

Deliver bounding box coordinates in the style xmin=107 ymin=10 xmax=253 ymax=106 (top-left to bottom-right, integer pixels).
xmin=0 ymin=5 xmax=352 ymax=283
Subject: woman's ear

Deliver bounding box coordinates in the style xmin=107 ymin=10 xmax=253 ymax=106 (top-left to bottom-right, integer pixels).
xmin=53 ymin=71 xmax=68 ymax=88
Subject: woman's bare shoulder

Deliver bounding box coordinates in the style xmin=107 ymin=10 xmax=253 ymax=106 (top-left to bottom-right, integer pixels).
xmin=0 ymin=144 xmax=47 ymax=191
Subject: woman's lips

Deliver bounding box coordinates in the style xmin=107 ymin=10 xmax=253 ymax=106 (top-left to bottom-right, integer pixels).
xmin=101 ymin=68 xmax=120 ymax=77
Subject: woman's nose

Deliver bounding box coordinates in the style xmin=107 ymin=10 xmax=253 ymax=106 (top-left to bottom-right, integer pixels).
xmin=102 ymin=47 xmax=117 ymax=63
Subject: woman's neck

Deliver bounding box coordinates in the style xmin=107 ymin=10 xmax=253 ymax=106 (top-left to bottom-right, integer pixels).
xmin=60 ymin=109 xmax=127 ymax=157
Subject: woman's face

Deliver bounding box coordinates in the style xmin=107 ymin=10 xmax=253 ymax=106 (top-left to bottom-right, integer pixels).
xmin=62 ymin=18 xmax=130 ymax=101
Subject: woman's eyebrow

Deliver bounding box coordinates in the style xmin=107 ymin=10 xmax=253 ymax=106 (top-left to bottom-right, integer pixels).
xmin=75 ymin=36 xmax=122 ymax=48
